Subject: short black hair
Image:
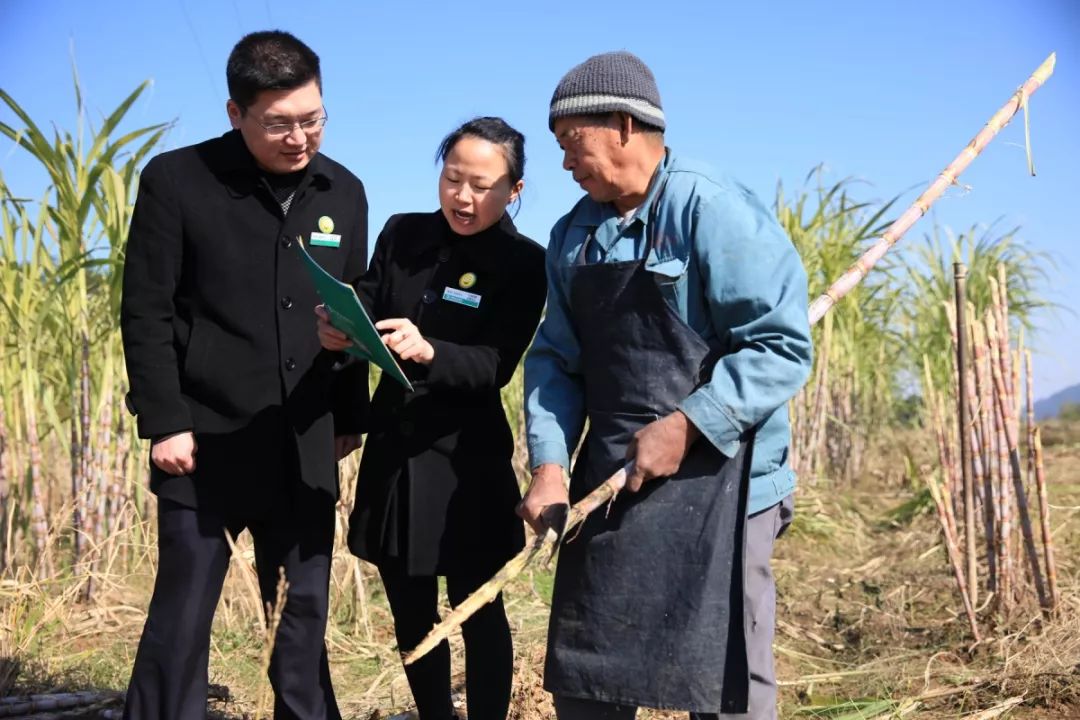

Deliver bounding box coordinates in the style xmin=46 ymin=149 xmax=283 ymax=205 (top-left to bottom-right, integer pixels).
xmin=226 ymin=30 xmax=321 ymax=111
xmin=435 ymin=116 xmax=526 ymax=187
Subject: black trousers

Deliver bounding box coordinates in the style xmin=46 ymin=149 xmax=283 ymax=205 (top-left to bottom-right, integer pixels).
xmin=123 ymin=483 xmax=340 ymax=720
xmin=379 ymin=565 xmax=513 ymax=720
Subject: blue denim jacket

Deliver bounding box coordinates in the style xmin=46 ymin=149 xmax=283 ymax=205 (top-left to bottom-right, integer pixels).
xmin=524 ymin=150 xmax=813 ymax=514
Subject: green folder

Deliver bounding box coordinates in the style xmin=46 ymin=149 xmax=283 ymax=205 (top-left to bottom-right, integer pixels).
xmin=295 ymin=237 xmax=414 ymax=392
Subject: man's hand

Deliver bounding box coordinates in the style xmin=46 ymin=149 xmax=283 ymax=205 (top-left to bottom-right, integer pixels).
xmin=516 ymin=463 xmax=569 ymax=535
xmin=335 ymin=433 xmax=363 ymax=461
xmin=376 ymin=318 xmax=435 ymax=365
xmin=315 ymin=305 xmax=352 ymax=351
xmin=151 ymin=431 xmax=197 ymax=475
xmin=624 ymin=411 xmax=700 ymax=492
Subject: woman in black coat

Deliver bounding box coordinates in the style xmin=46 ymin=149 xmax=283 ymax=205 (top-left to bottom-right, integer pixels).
xmin=317 ymin=117 xmax=546 ymax=720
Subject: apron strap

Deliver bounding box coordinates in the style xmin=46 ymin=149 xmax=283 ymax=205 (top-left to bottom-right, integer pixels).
xmin=646 ymin=174 xmax=671 ymax=255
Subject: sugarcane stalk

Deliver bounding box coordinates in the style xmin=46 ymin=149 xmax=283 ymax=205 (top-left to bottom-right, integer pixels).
xmin=111 ymin=412 xmax=127 ymax=539
xmin=1014 ymin=324 xmax=1024 ymax=442
xmin=924 ymin=358 xmax=959 ymax=540
xmin=70 ymin=367 xmax=83 ymax=571
xmin=971 ymin=319 xmax=997 ymax=591
xmin=1025 ymin=349 xmax=1036 ymax=505
xmin=0 ymin=400 xmax=8 ymax=573
xmin=21 ymin=353 xmax=49 ymax=573
xmin=83 ymin=372 xmax=114 ymax=603
xmin=988 ymin=316 xmax=1013 ymax=610
xmin=988 ymin=276 xmax=1017 ymax=435
xmin=808 ymin=53 xmax=1056 ymax=324
xmin=78 ymin=332 xmax=93 ymax=571
xmin=0 ymin=690 xmax=121 ymax=716
xmin=926 ymin=473 xmax=981 ymax=642
xmin=1032 ymin=427 xmax=1059 ymax=612
xmin=987 ymin=314 xmax=1049 ymax=610
xmin=806 ymin=314 xmax=832 ymax=479
xmin=405 ymin=53 xmax=1058 ymax=663
xmin=943 ymin=301 xmax=963 ymax=514
xmin=96 ymin=371 xmax=114 ymax=542
xmin=953 ymin=264 xmax=978 ymax=603
xmin=962 ymin=304 xmax=987 ymax=509
xmin=403 ymin=466 xmax=629 ymax=665
xmin=959 ymin=303 xmax=987 ymax=509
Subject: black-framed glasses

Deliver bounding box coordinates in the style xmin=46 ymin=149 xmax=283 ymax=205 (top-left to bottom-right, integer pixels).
xmin=257 ymin=112 xmax=328 ymax=138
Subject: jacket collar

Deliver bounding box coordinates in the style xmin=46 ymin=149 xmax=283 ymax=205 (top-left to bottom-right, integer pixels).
xmin=406 ymin=210 xmax=519 ymax=262
xmin=213 ymin=129 xmax=335 ymax=191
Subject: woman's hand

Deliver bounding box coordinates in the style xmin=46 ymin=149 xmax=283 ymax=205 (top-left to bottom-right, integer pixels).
xmin=376 ymin=318 xmax=435 ymax=365
xmin=315 ymin=305 xmax=352 ymax=351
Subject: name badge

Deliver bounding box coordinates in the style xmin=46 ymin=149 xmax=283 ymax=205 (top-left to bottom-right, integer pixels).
xmin=443 ymin=287 xmax=481 ymax=308
xmin=309 ymin=232 xmax=341 ymax=248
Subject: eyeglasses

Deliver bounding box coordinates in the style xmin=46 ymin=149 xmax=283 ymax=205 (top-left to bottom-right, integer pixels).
xmin=257 ymin=113 xmax=328 ymax=138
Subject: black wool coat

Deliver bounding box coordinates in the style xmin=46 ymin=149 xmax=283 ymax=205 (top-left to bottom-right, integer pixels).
xmin=120 ymin=130 xmax=369 ymax=508
xmin=348 ymin=211 xmax=546 ymax=575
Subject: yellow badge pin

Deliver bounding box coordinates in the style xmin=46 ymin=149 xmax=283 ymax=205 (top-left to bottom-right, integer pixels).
xmin=458 ymin=272 xmax=477 ymax=289
xmin=318 ymin=216 xmax=334 ymax=234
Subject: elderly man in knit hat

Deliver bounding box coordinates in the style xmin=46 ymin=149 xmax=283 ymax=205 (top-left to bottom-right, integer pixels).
xmin=519 ymin=51 xmax=813 ymax=719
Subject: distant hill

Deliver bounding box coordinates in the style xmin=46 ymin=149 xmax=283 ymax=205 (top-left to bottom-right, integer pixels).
xmin=1034 ymin=383 xmax=1080 ymax=420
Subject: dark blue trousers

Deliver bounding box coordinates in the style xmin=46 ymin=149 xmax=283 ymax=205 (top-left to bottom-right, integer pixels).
xmin=123 ymin=483 xmax=340 ymax=720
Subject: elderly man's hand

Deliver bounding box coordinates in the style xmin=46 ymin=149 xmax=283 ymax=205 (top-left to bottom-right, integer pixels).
xmin=624 ymin=410 xmax=700 ymax=492
xmin=516 ymin=463 xmax=569 ymax=535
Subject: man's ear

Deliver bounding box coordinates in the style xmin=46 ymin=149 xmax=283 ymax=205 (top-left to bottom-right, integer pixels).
xmin=618 ymin=112 xmax=634 ymax=145
xmin=226 ymin=99 xmax=242 ymax=129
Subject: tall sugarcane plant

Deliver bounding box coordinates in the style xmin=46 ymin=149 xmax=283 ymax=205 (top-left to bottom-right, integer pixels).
xmin=0 ymin=74 xmax=170 ymax=587
xmin=780 ymin=173 xmax=902 ymax=482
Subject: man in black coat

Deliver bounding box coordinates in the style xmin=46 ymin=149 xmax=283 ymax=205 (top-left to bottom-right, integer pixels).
xmin=119 ymin=30 xmax=367 ymax=720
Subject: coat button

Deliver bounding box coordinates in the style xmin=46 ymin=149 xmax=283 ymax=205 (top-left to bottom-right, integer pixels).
xmin=280 ymin=296 xmax=293 ymax=310
xmin=437 ymin=247 xmax=452 ymax=263
xmin=281 ymin=235 xmax=292 ymax=249
xmin=422 ymin=289 xmax=437 ymax=304
xmin=285 ymin=357 xmax=296 ymax=371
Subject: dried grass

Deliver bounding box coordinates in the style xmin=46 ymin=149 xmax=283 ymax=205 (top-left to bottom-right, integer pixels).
xmin=0 ymin=433 xmax=1077 ymax=718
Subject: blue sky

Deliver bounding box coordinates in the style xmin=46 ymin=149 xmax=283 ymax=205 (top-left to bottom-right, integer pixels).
xmin=1 ymin=0 xmax=1078 ymax=397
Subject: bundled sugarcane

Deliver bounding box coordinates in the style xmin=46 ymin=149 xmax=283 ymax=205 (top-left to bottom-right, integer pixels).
xmin=404 ymin=52 xmax=1058 ymax=664
xmin=935 ymin=263 xmax=1059 ymax=621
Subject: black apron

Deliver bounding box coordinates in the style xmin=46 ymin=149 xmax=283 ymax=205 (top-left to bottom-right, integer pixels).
xmin=543 ymin=179 xmax=754 ymax=714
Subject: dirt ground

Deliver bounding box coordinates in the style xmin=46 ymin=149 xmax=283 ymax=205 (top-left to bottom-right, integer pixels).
xmin=3 ymin=422 xmax=1078 ymax=719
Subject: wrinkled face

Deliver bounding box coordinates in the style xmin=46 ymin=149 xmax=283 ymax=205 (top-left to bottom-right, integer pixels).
xmin=227 ymin=79 xmax=324 ymax=174
xmin=438 ymin=135 xmax=522 ymax=236
xmin=553 ymin=114 xmax=625 ymax=202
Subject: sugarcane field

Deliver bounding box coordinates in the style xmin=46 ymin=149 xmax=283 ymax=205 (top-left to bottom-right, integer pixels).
xmin=3 ymin=3 xmax=1080 ymax=719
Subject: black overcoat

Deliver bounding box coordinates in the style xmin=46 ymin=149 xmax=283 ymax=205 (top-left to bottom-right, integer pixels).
xmin=348 ymin=211 xmax=546 ymax=575
xmin=120 ymin=130 xmax=369 ymax=507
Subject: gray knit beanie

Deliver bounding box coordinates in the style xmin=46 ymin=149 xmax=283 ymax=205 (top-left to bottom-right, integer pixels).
xmin=549 ymin=51 xmax=665 ymax=131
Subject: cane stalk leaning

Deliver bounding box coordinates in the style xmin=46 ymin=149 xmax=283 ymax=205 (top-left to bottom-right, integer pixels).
xmin=403 ymin=52 xmax=1057 ymax=666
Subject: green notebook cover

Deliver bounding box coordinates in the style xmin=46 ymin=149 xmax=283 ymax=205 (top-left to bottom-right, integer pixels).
xmin=295 ymin=237 xmax=414 ymax=392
